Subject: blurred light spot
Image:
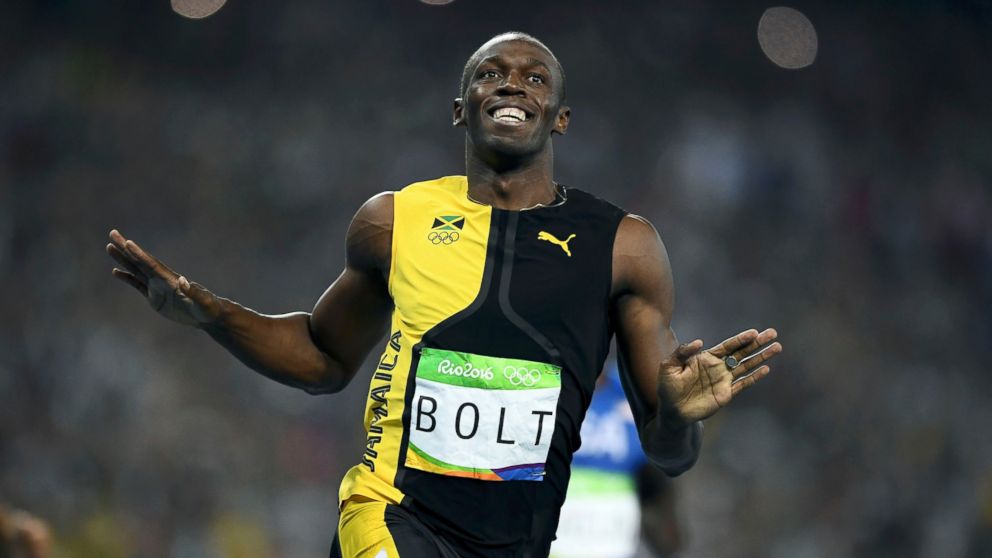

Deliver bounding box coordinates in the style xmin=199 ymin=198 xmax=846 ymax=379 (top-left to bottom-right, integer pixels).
xmin=757 ymin=6 xmax=818 ymax=69
xmin=171 ymin=0 xmax=228 ymax=19
xmin=419 ymin=0 xmax=456 ymax=5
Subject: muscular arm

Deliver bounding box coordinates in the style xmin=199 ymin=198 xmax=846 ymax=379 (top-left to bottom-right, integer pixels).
xmin=107 ymin=193 xmax=394 ymax=394
xmin=611 ymin=215 xmax=701 ymax=475
xmin=610 ymin=215 xmax=782 ymax=475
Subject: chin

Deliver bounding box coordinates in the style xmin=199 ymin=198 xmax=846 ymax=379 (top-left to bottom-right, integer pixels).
xmin=473 ymin=130 xmax=543 ymax=161
xmin=489 ymin=138 xmax=539 ymax=158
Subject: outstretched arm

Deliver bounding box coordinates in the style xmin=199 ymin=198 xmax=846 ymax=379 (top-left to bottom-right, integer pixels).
xmin=610 ymin=214 xmax=782 ymax=475
xmin=106 ymin=193 xmax=394 ymax=394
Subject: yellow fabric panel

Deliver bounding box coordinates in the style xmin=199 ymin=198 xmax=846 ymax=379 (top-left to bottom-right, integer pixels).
xmin=337 ymin=500 xmax=400 ymax=558
xmin=337 ymin=315 xmax=411 ymax=507
xmin=389 ymin=175 xmax=492 ymax=340
xmin=338 ymin=176 xmax=492 ymax=507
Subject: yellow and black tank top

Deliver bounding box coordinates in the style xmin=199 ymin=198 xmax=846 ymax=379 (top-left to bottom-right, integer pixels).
xmin=339 ymin=175 xmax=627 ymax=557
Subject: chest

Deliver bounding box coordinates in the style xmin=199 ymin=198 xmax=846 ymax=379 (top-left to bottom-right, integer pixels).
xmin=392 ymin=210 xmax=612 ymax=337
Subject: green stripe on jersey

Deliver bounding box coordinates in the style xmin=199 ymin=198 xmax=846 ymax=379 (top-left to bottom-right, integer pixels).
xmin=417 ymin=348 xmax=561 ymax=390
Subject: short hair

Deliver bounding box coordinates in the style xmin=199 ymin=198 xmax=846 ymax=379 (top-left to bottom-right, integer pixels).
xmin=459 ymin=31 xmax=567 ymax=102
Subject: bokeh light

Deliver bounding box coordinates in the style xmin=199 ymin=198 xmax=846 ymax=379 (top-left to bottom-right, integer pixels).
xmin=757 ymin=6 xmax=818 ymax=69
xmin=171 ymin=0 xmax=228 ymax=19
xmin=419 ymin=0 xmax=456 ymax=5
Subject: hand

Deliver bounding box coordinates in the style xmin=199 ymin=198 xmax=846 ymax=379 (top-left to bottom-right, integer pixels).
xmin=656 ymin=328 xmax=782 ymax=427
xmin=0 ymin=507 xmax=52 ymax=558
xmin=106 ymin=229 xmax=221 ymax=327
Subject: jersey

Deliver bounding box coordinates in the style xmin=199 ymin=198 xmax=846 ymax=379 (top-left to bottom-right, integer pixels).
xmin=338 ymin=175 xmax=627 ymax=557
xmin=550 ymin=368 xmax=646 ymax=558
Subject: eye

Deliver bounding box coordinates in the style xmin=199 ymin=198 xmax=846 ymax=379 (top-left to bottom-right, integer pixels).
xmin=528 ymin=74 xmax=546 ymax=85
xmin=479 ymin=69 xmax=500 ymax=79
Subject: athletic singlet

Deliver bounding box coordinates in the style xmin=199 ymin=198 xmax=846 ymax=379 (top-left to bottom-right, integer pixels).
xmin=338 ymin=175 xmax=627 ymax=557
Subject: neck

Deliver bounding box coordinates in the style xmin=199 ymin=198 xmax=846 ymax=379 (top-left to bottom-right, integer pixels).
xmin=465 ymin=141 xmax=557 ymax=210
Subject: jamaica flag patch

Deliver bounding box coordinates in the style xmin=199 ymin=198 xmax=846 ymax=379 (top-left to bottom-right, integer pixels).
xmin=428 ymin=215 xmax=464 ymax=245
xmin=431 ymin=216 xmax=465 ymax=231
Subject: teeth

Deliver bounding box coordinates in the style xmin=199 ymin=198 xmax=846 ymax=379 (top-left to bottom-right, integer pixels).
xmin=494 ymin=107 xmax=527 ymax=122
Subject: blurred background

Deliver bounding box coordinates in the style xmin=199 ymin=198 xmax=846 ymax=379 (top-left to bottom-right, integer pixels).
xmin=2 ymin=0 xmax=990 ymax=556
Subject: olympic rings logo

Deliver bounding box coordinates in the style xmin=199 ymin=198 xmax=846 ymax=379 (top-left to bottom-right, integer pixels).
xmin=428 ymin=231 xmax=460 ymax=245
xmin=503 ymin=366 xmax=542 ymax=387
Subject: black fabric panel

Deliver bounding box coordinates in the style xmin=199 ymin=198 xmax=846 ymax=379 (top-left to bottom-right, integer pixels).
xmin=498 ymin=211 xmax=563 ymax=365
xmin=385 ymin=504 xmax=462 ymax=558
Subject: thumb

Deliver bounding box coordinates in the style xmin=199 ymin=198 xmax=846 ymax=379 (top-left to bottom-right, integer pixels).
xmin=178 ymin=275 xmax=207 ymax=303
xmin=177 ymin=276 xmax=221 ymax=323
xmin=177 ymin=275 xmax=192 ymax=296
xmin=672 ymin=339 xmax=704 ymax=364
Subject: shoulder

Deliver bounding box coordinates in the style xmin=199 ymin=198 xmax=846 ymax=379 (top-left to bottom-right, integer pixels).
xmin=395 ymin=175 xmax=467 ymax=199
xmin=611 ymin=214 xmax=673 ymax=298
xmin=354 ymin=191 xmax=394 ymax=225
xmin=361 ymin=176 xmax=462 ymax=215
xmin=347 ymin=192 xmax=394 ymax=274
xmin=615 ymin=214 xmax=666 ymax=261
xmin=347 ymin=176 xmax=464 ymax=273
xmin=562 ymin=186 xmax=627 ymax=218
xmin=615 ymin=214 xmax=662 ymax=251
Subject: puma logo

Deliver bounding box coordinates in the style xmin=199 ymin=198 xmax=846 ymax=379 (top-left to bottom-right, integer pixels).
xmin=537 ymin=231 xmax=576 ymax=257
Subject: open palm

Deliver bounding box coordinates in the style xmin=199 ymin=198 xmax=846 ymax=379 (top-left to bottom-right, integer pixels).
xmin=658 ymin=328 xmax=782 ymax=424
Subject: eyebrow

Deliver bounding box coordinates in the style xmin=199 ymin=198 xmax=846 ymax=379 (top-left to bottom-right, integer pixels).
xmin=477 ymin=55 xmax=553 ymax=74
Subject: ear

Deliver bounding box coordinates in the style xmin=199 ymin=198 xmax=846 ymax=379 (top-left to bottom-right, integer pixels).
xmin=551 ymin=105 xmax=571 ymax=135
xmin=452 ymin=98 xmax=466 ymax=127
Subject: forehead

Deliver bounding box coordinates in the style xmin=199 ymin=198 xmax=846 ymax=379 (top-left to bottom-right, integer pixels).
xmin=472 ymin=39 xmax=555 ymax=69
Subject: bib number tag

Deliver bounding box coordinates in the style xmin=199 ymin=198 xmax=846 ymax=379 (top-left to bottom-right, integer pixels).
xmin=405 ymin=347 xmax=561 ymax=481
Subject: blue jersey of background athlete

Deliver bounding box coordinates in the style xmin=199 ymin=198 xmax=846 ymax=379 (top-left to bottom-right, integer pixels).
xmin=571 ymin=368 xmax=646 ymax=474
xmin=551 ymin=364 xmax=646 ymax=558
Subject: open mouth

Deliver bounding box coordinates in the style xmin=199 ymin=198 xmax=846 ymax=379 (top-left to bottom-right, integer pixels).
xmin=487 ymin=106 xmax=532 ymax=126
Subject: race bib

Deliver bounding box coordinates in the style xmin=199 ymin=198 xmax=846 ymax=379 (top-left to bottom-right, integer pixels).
xmin=405 ymin=348 xmax=561 ymax=481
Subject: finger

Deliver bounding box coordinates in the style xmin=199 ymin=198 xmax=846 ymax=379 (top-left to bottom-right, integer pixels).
xmin=733 ymin=342 xmax=782 ymax=379
xmin=106 ymin=243 xmax=147 ymax=279
xmin=672 ymin=339 xmax=704 ymax=363
xmin=730 ymin=328 xmax=778 ymax=361
xmin=124 ymin=238 xmax=177 ymax=280
xmin=179 ymin=276 xmax=221 ymax=322
xmin=112 ymin=268 xmax=149 ymax=297
xmin=708 ymin=329 xmax=759 ymax=358
xmin=109 ymin=228 xmax=128 ymax=250
xmin=109 ymin=229 xmax=137 ymax=259
xmin=178 ymin=275 xmax=208 ymax=305
xmin=731 ymin=365 xmax=771 ymax=396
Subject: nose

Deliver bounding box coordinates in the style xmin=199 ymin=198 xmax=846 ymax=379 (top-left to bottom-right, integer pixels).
xmin=496 ymin=72 xmax=526 ymax=96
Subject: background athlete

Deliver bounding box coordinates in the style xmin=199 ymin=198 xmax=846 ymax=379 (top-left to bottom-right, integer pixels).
xmin=106 ymin=32 xmax=782 ymax=557
xmin=550 ymin=362 xmax=681 ymax=558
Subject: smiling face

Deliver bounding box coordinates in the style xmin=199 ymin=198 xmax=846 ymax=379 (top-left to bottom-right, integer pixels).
xmin=454 ymin=37 xmax=570 ymax=163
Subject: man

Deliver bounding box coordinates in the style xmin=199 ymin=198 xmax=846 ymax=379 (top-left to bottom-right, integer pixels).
xmin=106 ymin=32 xmax=782 ymax=558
